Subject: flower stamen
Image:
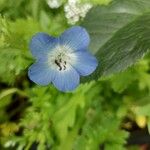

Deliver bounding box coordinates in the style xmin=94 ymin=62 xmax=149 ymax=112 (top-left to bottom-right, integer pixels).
xmin=54 ymin=59 xmax=62 ymax=71
xmin=54 ymin=53 xmax=68 ymax=71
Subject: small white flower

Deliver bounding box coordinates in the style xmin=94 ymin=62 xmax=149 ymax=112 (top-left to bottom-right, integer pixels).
xmin=4 ymin=141 xmax=16 ymax=148
xmin=47 ymin=0 xmax=62 ymax=8
xmin=64 ymin=0 xmax=92 ymax=24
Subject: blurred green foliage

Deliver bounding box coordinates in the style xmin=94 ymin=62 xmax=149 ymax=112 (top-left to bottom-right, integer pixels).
xmin=0 ymin=0 xmax=150 ymax=150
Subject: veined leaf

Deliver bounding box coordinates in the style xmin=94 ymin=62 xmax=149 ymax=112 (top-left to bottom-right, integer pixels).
xmin=81 ymin=0 xmax=150 ymax=81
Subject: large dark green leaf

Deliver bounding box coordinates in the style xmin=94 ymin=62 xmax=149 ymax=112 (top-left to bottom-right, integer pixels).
xmin=81 ymin=0 xmax=150 ymax=82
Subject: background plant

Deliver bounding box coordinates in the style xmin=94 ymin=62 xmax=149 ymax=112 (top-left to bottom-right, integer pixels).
xmin=0 ymin=0 xmax=150 ymax=150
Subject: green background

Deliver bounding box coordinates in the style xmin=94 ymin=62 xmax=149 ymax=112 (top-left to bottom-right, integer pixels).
xmin=0 ymin=0 xmax=150 ymax=150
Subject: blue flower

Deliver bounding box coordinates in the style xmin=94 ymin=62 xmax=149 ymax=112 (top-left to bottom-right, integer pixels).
xmin=28 ymin=26 xmax=98 ymax=92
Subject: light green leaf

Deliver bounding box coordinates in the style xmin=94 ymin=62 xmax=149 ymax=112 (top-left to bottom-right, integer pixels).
xmin=52 ymin=94 xmax=85 ymax=142
xmin=0 ymin=88 xmax=18 ymax=100
xmin=110 ymin=69 xmax=137 ymax=93
xmin=82 ymin=0 xmax=150 ymax=82
xmin=134 ymin=103 xmax=150 ymax=117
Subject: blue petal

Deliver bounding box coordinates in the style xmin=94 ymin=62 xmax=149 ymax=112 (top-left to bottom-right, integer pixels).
xmin=59 ymin=26 xmax=90 ymax=51
xmin=72 ymin=51 xmax=98 ymax=76
xmin=28 ymin=62 xmax=56 ymax=85
xmin=30 ymin=32 xmax=58 ymax=59
xmin=52 ymin=66 xmax=80 ymax=92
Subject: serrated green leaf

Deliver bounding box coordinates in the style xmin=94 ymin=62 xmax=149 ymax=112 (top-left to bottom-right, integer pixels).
xmin=52 ymin=94 xmax=85 ymax=141
xmin=81 ymin=0 xmax=150 ymax=82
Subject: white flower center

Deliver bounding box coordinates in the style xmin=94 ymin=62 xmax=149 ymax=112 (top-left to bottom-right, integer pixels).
xmin=48 ymin=45 xmax=76 ymax=71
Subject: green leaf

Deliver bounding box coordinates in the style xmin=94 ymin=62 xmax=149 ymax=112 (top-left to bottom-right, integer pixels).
xmin=110 ymin=69 xmax=137 ymax=93
xmin=81 ymin=0 xmax=150 ymax=82
xmin=0 ymin=17 xmax=40 ymax=84
xmin=134 ymin=103 xmax=150 ymax=117
xmin=52 ymin=93 xmax=85 ymax=141
xmin=81 ymin=0 xmax=112 ymax=5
